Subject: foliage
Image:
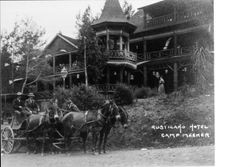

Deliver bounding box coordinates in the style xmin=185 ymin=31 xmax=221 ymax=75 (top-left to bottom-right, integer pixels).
xmin=191 ymin=44 xmax=214 ymax=94
xmin=0 ymin=43 xmax=13 ymax=93
xmin=34 ymin=91 xmax=53 ymax=100
xmin=122 ymin=0 xmax=135 ymax=20
xmin=114 ymin=84 xmax=134 ymax=105
xmin=75 ymin=7 xmax=108 ymax=84
xmin=1 ymin=18 xmax=52 ymax=93
xmin=108 ymin=94 xmax=214 ymax=149
xmin=134 ymin=87 xmax=158 ymax=99
xmin=54 ymin=84 xmax=105 ymax=110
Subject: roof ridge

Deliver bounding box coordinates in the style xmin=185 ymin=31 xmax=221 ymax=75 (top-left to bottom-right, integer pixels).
xmin=93 ymin=0 xmax=133 ymax=25
xmin=58 ymin=34 xmax=78 ymax=49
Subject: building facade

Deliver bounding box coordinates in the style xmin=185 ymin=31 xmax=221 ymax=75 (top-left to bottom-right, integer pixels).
xmin=41 ymin=0 xmax=213 ymax=93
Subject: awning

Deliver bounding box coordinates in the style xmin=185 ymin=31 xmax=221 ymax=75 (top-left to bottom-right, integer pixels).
xmin=107 ymin=61 xmax=137 ymax=70
xmin=136 ymin=61 xmax=150 ymax=66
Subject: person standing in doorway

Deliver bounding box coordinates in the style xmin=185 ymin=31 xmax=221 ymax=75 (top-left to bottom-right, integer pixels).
xmin=164 ymin=69 xmax=169 ymax=94
xmin=158 ymin=75 xmax=165 ymax=94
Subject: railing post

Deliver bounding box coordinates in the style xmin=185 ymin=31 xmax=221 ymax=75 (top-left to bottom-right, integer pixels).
xmin=53 ymin=56 xmax=56 ymax=89
xmin=106 ymin=66 xmax=110 ymax=84
xmin=174 ymin=63 xmax=178 ymax=91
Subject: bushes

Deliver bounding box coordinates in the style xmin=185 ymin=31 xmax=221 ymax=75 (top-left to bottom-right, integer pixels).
xmin=54 ymin=84 xmax=105 ymax=110
xmin=134 ymin=87 xmax=158 ymax=99
xmin=34 ymin=91 xmax=52 ymax=100
xmin=114 ymin=84 xmax=134 ymax=105
xmin=108 ymin=94 xmax=214 ymax=149
xmin=70 ymin=84 xmax=105 ymax=110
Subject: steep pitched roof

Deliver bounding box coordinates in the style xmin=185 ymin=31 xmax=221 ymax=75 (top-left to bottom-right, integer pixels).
xmin=130 ymin=9 xmax=145 ymax=33
xmin=59 ymin=34 xmax=78 ymax=48
xmin=92 ymin=0 xmax=134 ymax=25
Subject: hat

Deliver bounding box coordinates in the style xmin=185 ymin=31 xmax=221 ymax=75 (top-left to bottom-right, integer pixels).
xmin=28 ymin=93 xmax=35 ymax=97
xmin=17 ymin=92 xmax=22 ymax=96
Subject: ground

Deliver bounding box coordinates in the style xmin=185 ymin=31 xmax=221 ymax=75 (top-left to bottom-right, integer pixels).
xmin=2 ymin=90 xmax=214 ymax=166
xmin=1 ymin=146 xmax=214 ymax=167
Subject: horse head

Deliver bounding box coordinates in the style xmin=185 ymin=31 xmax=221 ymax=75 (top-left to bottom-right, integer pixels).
xmin=98 ymin=100 xmax=120 ymax=125
xmin=118 ymin=106 xmax=129 ymax=129
xmin=45 ymin=100 xmax=63 ymax=124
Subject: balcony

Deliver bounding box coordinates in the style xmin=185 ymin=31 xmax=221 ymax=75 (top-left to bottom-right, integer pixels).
xmin=144 ymin=46 xmax=194 ymax=61
xmin=107 ymin=50 xmax=137 ymax=63
xmin=55 ymin=62 xmax=84 ymax=74
xmin=145 ymin=7 xmax=211 ymax=29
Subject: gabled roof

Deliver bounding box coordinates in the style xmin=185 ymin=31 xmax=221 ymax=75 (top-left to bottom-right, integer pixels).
xmin=92 ymin=0 xmax=135 ymax=27
xmin=45 ymin=33 xmax=78 ymax=51
xmin=42 ymin=33 xmax=79 ymax=56
xmin=59 ymin=34 xmax=78 ymax=48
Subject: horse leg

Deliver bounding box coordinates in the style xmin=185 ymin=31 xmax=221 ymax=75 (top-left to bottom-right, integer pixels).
xmin=80 ymin=131 xmax=88 ymax=153
xmin=103 ymin=128 xmax=111 ymax=154
xmin=91 ymin=131 xmax=98 ymax=155
xmin=98 ymin=129 xmax=104 ymax=154
xmin=64 ymin=134 xmax=72 ymax=155
xmin=41 ymin=131 xmax=46 ymax=156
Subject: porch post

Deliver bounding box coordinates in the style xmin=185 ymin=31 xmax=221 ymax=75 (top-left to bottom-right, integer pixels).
xmin=106 ymin=28 xmax=110 ymax=51
xmin=120 ymin=67 xmax=124 ymax=83
xmin=53 ymin=56 xmax=56 ymax=89
xmin=127 ymin=36 xmax=130 ymax=52
xmin=174 ymin=33 xmax=178 ymax=56
xmin=143 ymin=39 xmax=148 ymax=86
xmin=127 ymin=71 xmax=131 ymax=85
xmin=174 ymin=63 xmax=178 ymax=91
xmin=120 ymin=34 xmax=123 ymax=51
xmin=143 ymin=11 xmax=147 ymax=28
xmin=69 ymin=53 xmax=72 ymax=88
xmin=143 ymin=66 xmax=147 ymax=86
xmin=106 ymin=66 xmax=110 ymax=83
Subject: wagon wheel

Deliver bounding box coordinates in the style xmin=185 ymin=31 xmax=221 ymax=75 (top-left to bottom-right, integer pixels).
xmin=1 ymin=126 xmax=15 ymax=154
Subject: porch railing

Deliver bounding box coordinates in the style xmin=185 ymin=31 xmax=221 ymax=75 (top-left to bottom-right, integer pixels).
xmin=145 ymin=6 xmax=211 ymax=29
xmin=145 ymin=46 xmax=194 ymax=61
xmin=94 ymin=84 xmax=118 ymax=94
xmin=55 ymin=64 xmax=84 ymax=74
xmin=107 ymin=50 xmax=137 ymax=62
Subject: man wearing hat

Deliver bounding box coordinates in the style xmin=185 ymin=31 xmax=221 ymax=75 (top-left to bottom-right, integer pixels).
xmin=13 ymin=92 xmax=24 ymax=115
xmin=24 ymin=93 xmax=40 ymax=114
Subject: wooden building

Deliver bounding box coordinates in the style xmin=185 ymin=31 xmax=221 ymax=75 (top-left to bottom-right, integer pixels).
xmin=41 ymin=0 xmax=213 ymax=93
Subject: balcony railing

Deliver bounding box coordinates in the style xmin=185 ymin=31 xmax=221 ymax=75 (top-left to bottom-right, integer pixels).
xmin=55 ymin=62 xmax=84 ymax=74
xmin=94 ymin=84 xmax=118 ymax=93
xmin=107 ymin=50 xmax=137 ymax=62
xmin=145 ymin=46 xmax=194 ymax=61
xmin=145 ymin=7 xmax=211 ymax=29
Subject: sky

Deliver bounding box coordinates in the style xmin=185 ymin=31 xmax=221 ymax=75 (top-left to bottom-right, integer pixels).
xmin=0 ymin=0 xmax=157 ymax=45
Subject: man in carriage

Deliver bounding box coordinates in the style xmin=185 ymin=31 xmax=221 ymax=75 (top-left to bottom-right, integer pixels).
xmin=24 ymin=93 xmax=40 ymax=114
xmin=12 ymin=92 xmax=32 ymax=126
xmin=13 ymin=92 xmax=24 ymax=116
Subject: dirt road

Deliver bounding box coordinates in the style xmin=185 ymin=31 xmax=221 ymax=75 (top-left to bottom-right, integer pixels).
xmin=1 ymin=145 xmax=214 ymax=167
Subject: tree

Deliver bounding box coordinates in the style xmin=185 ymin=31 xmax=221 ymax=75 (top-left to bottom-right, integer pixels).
xmin=75 ymin=6 xmax=107 ymax=84
xmin=122 ymin=0 xmax=135 ymax=20
xmin=0 ymin=39 xmax=13 ymax=93
xmin=191 ymin=43 xmax=214 ymax=93
xmin=1 ymin=18 xmax=52 ymax=93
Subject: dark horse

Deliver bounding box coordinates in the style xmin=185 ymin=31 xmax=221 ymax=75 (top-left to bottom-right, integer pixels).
xmin=20 ymin=101 xmax=60 ymax=155
xmin=60 ymin=100 xmax=120 ymax=154
xmin=98 ymin=105 xmax=129 ymax=154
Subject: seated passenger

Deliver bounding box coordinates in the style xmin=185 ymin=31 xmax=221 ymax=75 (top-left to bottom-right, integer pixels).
xmin=24 ymin=93 xmax=40 ymax=114
xmin=13 ymin=92 xmax=24 ymax=115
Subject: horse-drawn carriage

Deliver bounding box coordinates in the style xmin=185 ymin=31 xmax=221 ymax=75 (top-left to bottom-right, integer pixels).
xmin=1 ymin=99 xmax=128 ymax=155
xmin=1 ymin=100 xmax=54 ymax=154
